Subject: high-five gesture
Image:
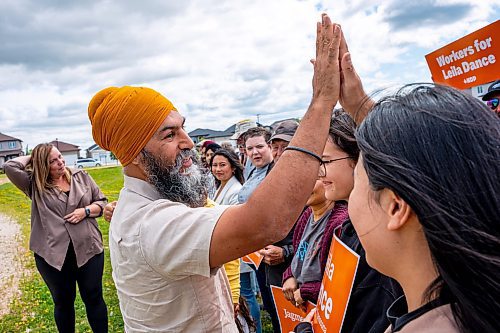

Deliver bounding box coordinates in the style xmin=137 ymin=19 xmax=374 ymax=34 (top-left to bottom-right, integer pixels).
xmin=311 ymin=14 xmax=342 ymax=109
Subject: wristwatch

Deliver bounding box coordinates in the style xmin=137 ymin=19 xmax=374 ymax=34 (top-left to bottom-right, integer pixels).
xmin=85 ymin=207 xmax=91 ymax=218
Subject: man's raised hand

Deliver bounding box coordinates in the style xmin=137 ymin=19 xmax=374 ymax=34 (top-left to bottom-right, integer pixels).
xmin=311 ymin=14 xmax=342 ymax=109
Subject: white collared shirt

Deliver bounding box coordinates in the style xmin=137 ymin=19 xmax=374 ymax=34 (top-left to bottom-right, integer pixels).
xmin=109 ymin=175 xmax=237 ymax=332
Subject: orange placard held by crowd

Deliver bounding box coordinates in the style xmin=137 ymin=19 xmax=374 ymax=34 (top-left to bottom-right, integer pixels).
xmin=425 ymin=20 xmax=499 ymax=90
xmin=242 ymin=251 xmax=263 ymax=269
xmin=270 ymin=285 xmax=316 ymax=333
xmin=312 ymin=235 xmax=360 ymax=333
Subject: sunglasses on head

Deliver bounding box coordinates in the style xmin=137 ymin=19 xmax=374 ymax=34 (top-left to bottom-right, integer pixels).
xmin=487 ymin=98 xmax=499 ymax=110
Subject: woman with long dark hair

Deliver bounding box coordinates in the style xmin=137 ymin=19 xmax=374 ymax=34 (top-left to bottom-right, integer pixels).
xmin=349 ymin=84 xmax=500 ymax=332
xmin=210 ymin=148 xmax=245 ymax=196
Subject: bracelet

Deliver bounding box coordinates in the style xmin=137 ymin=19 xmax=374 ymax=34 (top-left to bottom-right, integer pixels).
xmin=283 ymin=146 xmax=322 ymax=163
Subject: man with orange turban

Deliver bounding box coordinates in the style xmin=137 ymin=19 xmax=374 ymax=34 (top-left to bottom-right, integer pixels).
xmin=89 ymin=14 xmax=347 ymax=332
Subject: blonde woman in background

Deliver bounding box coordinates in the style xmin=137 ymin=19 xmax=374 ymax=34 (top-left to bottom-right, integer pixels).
xmin=4 ymin=143 xmax=108 ymax=333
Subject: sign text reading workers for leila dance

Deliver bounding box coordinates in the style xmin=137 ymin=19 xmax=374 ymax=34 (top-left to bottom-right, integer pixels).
xmin=425 ymin=20 xmax=499 ymax=90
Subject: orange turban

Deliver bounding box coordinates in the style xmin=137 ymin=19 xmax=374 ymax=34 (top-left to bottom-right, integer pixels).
xmin=88 ymin=86 xmax=177 ymax=166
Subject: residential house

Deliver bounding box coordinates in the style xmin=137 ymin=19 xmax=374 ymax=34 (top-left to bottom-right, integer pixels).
xmin=188 ymin=124 xmax=236 ymax=147
xmin=50 ymin=140 xmax=80 ymax=166
xmin=0 ymin=133 xmax=23 ymax=169
xmin=188 ymin=118 xmax=300 ymax=149
xmin=87 ymin=144 xmax=116 ymax=165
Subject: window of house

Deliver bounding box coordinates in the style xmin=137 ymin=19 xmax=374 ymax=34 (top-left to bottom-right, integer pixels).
xmin=8 ymin=141 xmax=16 ymax=149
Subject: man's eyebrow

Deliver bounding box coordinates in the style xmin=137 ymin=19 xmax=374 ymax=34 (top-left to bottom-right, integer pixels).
xmin=158 ymin=117 xmax=186 ymax=133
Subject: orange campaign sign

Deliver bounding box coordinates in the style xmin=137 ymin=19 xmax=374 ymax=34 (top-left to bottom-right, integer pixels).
xmin=270 ymin=285 xmax=316 ymax=333
xmin=312 ymin=235 xmax=360 ymax=333
xmin=425 ymin=20 xmax=499 ymax=90
xmin=242 ymin=251 xmax=263 ymax=269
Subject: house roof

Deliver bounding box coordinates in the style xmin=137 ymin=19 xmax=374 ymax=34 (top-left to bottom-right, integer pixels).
xmin=88 ymin=143 xmax=101 ymax=151
xmin=88 ymin=143 xmax=111 ymax=152
xmin=0 ymin=132 xmax=22 ymax=142
xmin=188 ymin=118 xmax=300 ymax=141
xmin=188 ymin=124 xmax=235 ymax=139
xmin=49 ymin=140 xmax=79 ymax=153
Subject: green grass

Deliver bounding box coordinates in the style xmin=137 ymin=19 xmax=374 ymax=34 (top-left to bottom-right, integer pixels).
xmin=0 ymin=166 xmax=274 ymax=332
xmin=0 ymin=166 xmax=124 ymax=332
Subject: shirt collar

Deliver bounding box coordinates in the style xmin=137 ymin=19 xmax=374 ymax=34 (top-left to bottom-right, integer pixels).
xmin=387 ymin=295 xmax=449 ymax=332
xmin=123 ymin=175 xmax=163 ymax=201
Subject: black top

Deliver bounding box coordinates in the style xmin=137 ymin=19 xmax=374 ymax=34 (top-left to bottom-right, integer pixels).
xmin=294 ymin=220 xmax=404 ymax=333
xmin=339 ymin=220 xmax=404 ymax=333
xmin=386 ymin=295 xmax=449 ymax=332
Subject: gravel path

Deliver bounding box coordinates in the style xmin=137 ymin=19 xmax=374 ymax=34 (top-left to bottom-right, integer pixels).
xmin=0 ymin=213 xmax=26 ymax=317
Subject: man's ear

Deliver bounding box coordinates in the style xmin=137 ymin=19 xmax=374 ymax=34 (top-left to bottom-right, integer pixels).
xmin=131 ymin=152 xmax=142 ymax=166
xmin=123 ymin=152 xmax=148 ymax=180
xmin=381 ymin=189 xmax=413 ymax=231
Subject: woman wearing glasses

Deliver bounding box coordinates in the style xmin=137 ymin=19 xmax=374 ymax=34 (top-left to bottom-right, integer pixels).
xmin=289 ymin=109 xmax=403 ymax=333
xmin=281 ymin=110 xmax=352 ymax=307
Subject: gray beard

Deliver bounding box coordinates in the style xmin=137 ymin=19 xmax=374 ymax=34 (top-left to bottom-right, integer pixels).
xmin=140 ymin=149 xmax=209 ymax=208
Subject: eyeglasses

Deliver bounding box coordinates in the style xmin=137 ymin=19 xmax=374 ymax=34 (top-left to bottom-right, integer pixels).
xmin=486 ymin=98 xmax=499 ymax=110
xmin=318 ymin=156 xmax=353 ymax=177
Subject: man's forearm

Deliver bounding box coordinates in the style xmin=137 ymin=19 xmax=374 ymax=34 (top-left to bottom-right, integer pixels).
xmin=209 ymin=17 xmax=342 ymax=267
xmin=246 ymin=100 xmax=334 ymax=242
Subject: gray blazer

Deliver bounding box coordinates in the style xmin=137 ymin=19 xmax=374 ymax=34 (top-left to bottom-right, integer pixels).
xmin=4 ymin=159 xmax=107 ymax=270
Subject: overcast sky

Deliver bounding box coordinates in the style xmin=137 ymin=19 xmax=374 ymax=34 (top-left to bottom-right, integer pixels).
xmin=1 ymin=0 xmax=498 ymax=153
